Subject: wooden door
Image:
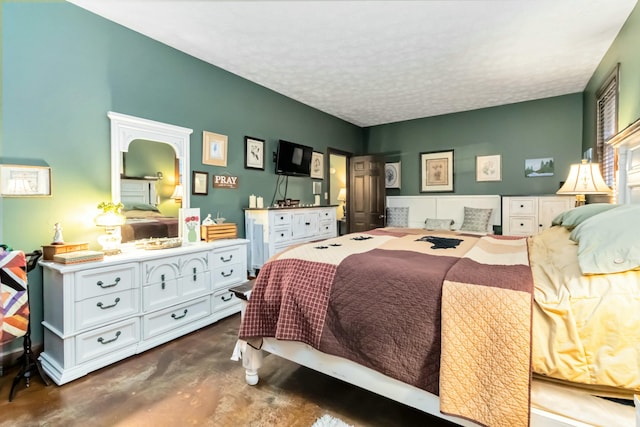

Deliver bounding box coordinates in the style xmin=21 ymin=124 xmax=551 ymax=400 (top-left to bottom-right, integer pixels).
xmin=349 ymin=154 xmax=386 ymax=232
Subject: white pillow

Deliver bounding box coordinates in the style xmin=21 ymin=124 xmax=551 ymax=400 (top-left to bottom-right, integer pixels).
xmin=424 ymin=218 xmax=454 ymax=231
xmin=386 ymin=207 xmax=409 ymax=227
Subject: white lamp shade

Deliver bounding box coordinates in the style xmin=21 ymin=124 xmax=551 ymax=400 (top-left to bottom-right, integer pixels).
xmin=337 ymin=187 xmax=347 ymax=201
xmin=557 ymin=160 xmax=611 ymax=195
xmin=171 ymin=184 xmax=184 ymax=200
xmin=94 ymin=211 xmax=126 ymax=227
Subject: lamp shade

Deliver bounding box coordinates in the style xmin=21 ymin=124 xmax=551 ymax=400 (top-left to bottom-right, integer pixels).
xmin=557 ymin=160 xmax=611 ymax=195
xmin=170 ymin=184 xmax=184 ymax=200
xmin=337 ymin=187 xmax=347 ymax=202
xmin=94 ymin=210 xmax=126 ymax=227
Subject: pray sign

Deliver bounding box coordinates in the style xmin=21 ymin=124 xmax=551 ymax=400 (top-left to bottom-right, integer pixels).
xmin=213 ymin=175 xmax=239 ymax=189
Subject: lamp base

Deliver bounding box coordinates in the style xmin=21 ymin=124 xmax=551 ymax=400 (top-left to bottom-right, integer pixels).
xmin=574 ymin=194 xmax=586 ymax=207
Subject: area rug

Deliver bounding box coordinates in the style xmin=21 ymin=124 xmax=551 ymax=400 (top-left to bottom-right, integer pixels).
xmin=311 ymin=414 xmax=353 ymax=427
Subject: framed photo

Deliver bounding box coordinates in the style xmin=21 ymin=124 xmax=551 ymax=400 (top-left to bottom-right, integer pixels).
xmin=244 ymin=136 xmax=265 ymax=170
xmin=0 ymin=164 xmax=51 ymax=197
xmin=310 ymin=151 xmax=324 ymax=179
xmin=525 ymin=157 xmax=554 ymax=177
xmin=179 ymin=207 xmax=201 ymax=244
xmin=202 ymin=131 xmax=228 ymax=167
xmin=385 ymin=162 xmax=401 ymax=189
xmin=476 ymin=154 xmax=501 ymax=182
xmin=420 ymin=150 xmax=454 ymax=192
xmin=192 ymin=171 xmax=208 ymax=195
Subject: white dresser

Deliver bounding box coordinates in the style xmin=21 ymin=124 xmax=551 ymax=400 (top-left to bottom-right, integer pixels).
xmin=502 ymin=195 xmax=573 ymax=236
xmin=39 ymin=239 xmax=248 ymax=385
xmin=245 ymin=206 xmax=337 ymax=274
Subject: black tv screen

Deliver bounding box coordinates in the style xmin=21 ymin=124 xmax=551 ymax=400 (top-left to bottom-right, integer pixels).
xmin=275 ymin=140 xmax=312 ymax=177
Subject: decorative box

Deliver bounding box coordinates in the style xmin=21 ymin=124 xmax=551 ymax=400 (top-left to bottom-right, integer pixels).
xmin=201 ymin=224 xmax=237 ymax=242
xmin=53 ymin=250 xmax=104 ymax=264
xmin=42 ymin=242 xmax=89 ymax=261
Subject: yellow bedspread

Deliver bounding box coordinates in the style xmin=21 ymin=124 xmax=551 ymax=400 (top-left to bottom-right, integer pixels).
xmin=530 ymin=226 xmax=640 ymax=395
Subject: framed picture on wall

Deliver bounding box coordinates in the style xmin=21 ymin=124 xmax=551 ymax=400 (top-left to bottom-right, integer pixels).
xmin=420 ymin=150 xmax=454 ymax=192
xmin=244 ymin=136 xmax=265 ymax=170
xmin=202 ymin=131 xmax=228 ymax=167
xmin=385 ymin=162 xmax=401 ymax=189
xmin=192 ymin=171 xmax=208 ymax=195
xmin=0 ymin=164 xmax=51 ymax=197
xmin=525 ymin=157 xmax=554 ymax=177
xmin=476 ymin=155 xmax=501 ymax=182
xmin=311 ymin=151 xmax=324 ymax=179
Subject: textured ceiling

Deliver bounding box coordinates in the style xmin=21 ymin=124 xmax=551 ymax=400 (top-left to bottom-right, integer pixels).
xmin=68 ymin=0 xmax=637 ymax=127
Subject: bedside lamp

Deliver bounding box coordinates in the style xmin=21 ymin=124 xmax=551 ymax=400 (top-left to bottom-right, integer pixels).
xmin=557 ymin=159 xmax=611 ymax=206
xmin=337 ymin=187 xmax=347 ymax=217
xmin=95 ymin=202 xmax=126 ymax=255
xmin=170 ymin=184 xmax=184 ymax=206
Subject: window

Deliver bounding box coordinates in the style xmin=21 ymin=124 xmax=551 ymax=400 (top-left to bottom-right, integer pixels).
xmin=595 ymin=65 xmax=619 ymax=188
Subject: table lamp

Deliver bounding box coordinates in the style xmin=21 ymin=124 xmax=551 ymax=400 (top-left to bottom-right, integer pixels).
xmin=337 ymin=187 xmax=347 ymax=217
xmin=556 ymin=159 xmax=611 ymax=206
xmin=95 ymin=202 xmax=126 ymax=255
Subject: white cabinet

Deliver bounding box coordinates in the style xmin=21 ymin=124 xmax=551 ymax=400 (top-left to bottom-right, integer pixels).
xmin=245 ymin=206 xmax=338 ymax=274
xmin=502 ymin=196 xmax=573 ymax=236
xmin=40 ymin=239 xmax=248 ymax=385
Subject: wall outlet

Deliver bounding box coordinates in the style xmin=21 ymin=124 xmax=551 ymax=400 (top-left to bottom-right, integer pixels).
xmin=324 ymin=192 xmax=328 ymax=200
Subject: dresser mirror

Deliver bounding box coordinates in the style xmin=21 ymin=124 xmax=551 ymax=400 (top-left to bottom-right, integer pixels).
xmin=108 ymin=111 xmax=193 ymax=210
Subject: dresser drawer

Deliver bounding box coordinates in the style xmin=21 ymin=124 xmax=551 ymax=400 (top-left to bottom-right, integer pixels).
xmin=508 ymin=199 xmax=536 ymax=215
xmin=143 ymin=297 xmax=210 ymax=340
xmin=76 ymin=318 xmax=139 ymax=364
xmin=75 ymin=263 xmax=138 ymax=301
xmin=318 ymin=209 xmax=336 ymax=221
xmin=211 ymin=262 xmax=244 ymax=290
xmin=508 ymin=217 xmax=537 ymax=235
xmin=75 ymin=289 xmax=139 ymax=331
xmin=273 ymin=227 xmax=291 ymax=244
xmin=143 ymin=279 xmax=180 ymax=311
xmin=211 ymin=246 xmax=241 ymax=268
xmin=143 ymin=258 xmax=180 ymax=287
xmin=272 ymin=213 xmax=291 ymax=226
xmin=211 ymin=289 xmax=242 ymax=314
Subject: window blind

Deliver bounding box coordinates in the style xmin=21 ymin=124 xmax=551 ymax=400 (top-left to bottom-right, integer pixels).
xmin=596 ymin=66 xmax=618 ymax=188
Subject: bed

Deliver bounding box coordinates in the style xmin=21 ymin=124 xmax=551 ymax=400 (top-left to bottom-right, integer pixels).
xmin=119 ymin=178 xmax=179 ymax=243
xmin=234 ymin=131 xmax=640 ymax=426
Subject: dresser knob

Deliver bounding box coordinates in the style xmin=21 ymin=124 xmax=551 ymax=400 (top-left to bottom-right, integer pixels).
xmin=520 ymin=204 xmax=524 ymax=208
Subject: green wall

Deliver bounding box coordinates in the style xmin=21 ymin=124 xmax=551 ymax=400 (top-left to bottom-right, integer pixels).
xmin=366 ymin=93 xmax=584 ymax=196
xmin=1 ymin=1 xmax=362 ymax=353
xmin=583 ymin=2 xmax=640 ymax=152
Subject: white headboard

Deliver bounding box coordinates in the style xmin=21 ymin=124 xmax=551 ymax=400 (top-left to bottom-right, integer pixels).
xmin=386 ymin=195 xmax=501 ymax=231
xmin=608 ymin=118 xmax=640 ymax=204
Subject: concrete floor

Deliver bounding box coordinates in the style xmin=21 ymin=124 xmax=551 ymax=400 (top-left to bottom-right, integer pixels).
xmin=0 ymin=314 xmax=458 ymax=427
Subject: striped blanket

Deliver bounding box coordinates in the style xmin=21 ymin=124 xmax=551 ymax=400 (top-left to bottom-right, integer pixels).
xmin=1 ymin=250 xmax=28 ymax=344
xmin=240 ymin=228 xmax=533 ymax=427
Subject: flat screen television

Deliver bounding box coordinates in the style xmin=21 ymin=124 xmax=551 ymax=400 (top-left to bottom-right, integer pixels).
xmin=275 ymin=139 xmax=313 ymax=177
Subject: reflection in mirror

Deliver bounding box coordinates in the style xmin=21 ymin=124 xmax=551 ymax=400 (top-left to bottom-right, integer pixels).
xmin=108 ymin=112 xmax=193 ymax=242
xmin=122 ymin=139 xmax=179 ymax=217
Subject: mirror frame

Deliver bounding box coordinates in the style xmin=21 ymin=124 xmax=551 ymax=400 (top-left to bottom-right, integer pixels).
xmin=108 ymin=111 xmax=193 ymax=209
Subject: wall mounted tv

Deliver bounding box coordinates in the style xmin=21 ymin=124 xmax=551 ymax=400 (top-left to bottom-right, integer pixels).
xmin=275 ymin=139 xmax=313 ymax=177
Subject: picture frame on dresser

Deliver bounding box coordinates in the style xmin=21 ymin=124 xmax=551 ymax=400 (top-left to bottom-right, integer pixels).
xmin=420 ymin=150 xmax=454 ymax=192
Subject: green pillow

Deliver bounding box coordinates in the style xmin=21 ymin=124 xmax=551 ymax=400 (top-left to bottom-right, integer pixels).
xmin=123 ymin=202 xmax=160 ymax=212
xmin=552 ymin=203 xmax=619 ymax=229
xmin=569 ymin=204 xmax=640 ymax=274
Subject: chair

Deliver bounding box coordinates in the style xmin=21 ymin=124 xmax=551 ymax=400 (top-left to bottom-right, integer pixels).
xmin=0 ymin=248 xmax=50 ymax=401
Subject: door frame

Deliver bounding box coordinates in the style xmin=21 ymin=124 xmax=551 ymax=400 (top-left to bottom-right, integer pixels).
xmin=327 ymin=147 xmax=352 ymax=233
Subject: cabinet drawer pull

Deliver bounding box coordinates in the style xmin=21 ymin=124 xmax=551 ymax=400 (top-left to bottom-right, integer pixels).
xmin=161 ymin=274 xmax=166 ymax=290
xmin=221 ymin=269 xmax=234 ymax=278
xmin=97 ymin=331 xmax=121 ymax=345
xmin=96 ymin=277 xmax=120 ymax=289
xmin=520 ymin=223 xmax=524 ymax=227
xmin=305 ymin=222 xmax=311 ymax=226
xmin=520 ymin=204 xmax=524 ymax=208
xmin=221 ymin=294 xmax=234 ymax=302
xmin=171 ymin=309 xmax=188 ymax=320
xmin=96 ymin=297 xmax=121 ymax=310
xmin=220 ymin=254 xmax=233 ymax=263
xmin=193 ymin=267 xmax=197 ymax=281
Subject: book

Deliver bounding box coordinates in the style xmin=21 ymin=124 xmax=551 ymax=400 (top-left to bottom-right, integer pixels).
xmin=53 ymin=250 xmax=104 ymax=264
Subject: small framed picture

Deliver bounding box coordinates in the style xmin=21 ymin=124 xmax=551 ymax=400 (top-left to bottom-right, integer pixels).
xmin=525 ymin=157 xmax=554 ymax=177
xmin=179 ymin=207 xmax=201 ymax=244
xmin=0 ymin=164 xmax=52 ymax=197
xmin=192 ymin=171 xmax=208 ymax=195
xmin=476 ymin=155 xmax=501 ymax=182
xmin=244 ymin=136 xmax=265 ymax=170
xmin=420 ymin=150 xmax=454 ymax=192
xmin=310 ymin=151 xmax=324 ymax=179
xmin=202 ymin=131 xmax=228 ymax=167
xmin=385 ymin=162 xmax=401 ymax=189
